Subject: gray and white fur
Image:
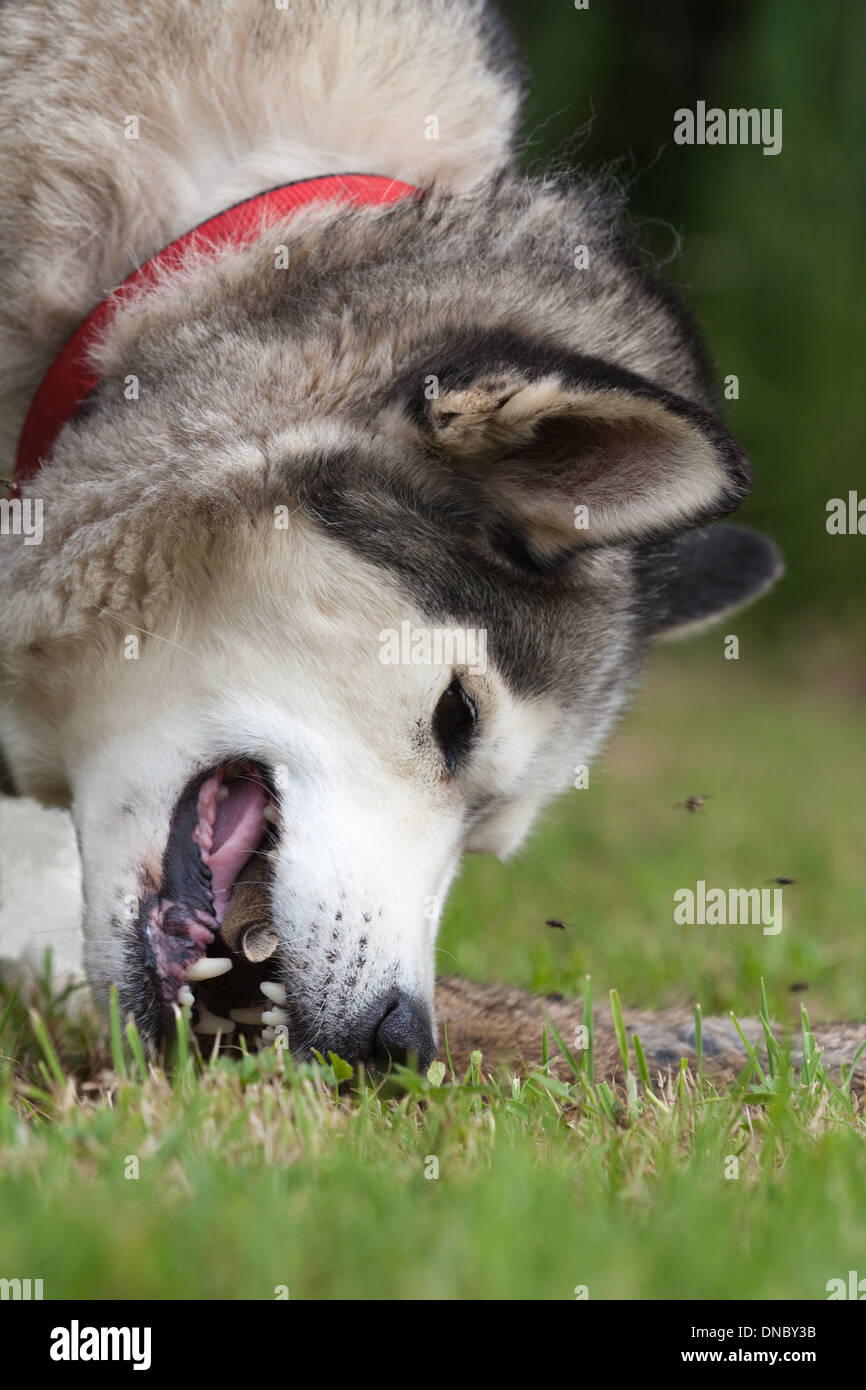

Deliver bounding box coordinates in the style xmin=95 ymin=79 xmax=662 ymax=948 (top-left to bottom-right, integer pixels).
xmin=0 ymin=0 xmax=781 ymax=1064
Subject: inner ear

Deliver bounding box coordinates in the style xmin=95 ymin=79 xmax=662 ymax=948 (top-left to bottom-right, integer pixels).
xmin=400 ymin=343 xmax=751 ymax=558
xmin=471 ymin=398 xmax=723 ymax=559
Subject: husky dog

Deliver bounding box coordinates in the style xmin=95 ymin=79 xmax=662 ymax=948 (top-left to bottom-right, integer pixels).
xmin=0 ymin=0 xmax=780 ymax=1066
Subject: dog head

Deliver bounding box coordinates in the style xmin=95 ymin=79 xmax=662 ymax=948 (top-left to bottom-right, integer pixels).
xmin=0 ymin=186 xmax=781 ymax=1065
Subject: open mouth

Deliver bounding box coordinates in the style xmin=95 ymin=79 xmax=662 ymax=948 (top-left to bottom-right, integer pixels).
xmin=131 ymin=760 xmax=288 ymax=1049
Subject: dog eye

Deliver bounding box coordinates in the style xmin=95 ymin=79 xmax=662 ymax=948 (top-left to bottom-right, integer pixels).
xmin=433 ymin=678 xmax=477 ymax=773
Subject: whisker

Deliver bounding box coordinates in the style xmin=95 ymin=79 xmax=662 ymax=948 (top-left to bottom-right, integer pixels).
xmin=95 ymin=606 xmax=202 ymax=661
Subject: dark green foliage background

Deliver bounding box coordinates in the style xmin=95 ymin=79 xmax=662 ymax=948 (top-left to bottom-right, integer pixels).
xmin=501 ymin=0 xmax=865 ymax=632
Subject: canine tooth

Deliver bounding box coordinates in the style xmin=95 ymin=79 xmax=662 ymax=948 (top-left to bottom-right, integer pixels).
xmin=263 ymin=802 xmax=278 ymax=824
xmin=241 ymin=925 xmax=279 ymax=964
xmin=178 ymin=984 xmax=195 ymax=1007
xmin=261 ymin=1026 xmax=277 ymax=1046
xmin=193 ymin=1003 xmax=235 ymax=1035
xmin=185 ymin=956 xmax=233 ymax=981
xmin=216 ymin=785 xmax=230 ymax=803
xmin=262 ymin=1007 xmax=290 ymax=1026
xmin=229 ymin=1006 xmax=266 ymax=1025
xmin=260 ymin=981 xmax=287 ymax=1004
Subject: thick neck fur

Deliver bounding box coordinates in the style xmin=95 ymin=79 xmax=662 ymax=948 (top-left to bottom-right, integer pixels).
xmin=0 ymin=0 xmax=519 ymax=458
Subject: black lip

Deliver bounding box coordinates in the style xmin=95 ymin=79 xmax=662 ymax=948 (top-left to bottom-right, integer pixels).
xmin=121 ymin=759 xmax=276 ymax=1049
xmin=161 ymin=771 xmax=218 ymax=916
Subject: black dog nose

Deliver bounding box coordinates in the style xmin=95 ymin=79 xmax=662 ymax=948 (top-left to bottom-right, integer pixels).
xmin=372 ymin=992 xmax=436 ymax=1070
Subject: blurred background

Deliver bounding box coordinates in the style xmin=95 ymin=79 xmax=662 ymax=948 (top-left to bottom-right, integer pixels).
xmin=0 ymin=0 xmax=862 ymax=1300
xmin=499 ymin=0 xmax=865 ymax=631
xmin=441 ymin=0 xmax=865 ymax=1023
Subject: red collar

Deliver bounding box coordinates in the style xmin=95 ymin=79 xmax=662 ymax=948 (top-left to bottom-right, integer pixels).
xmin=11 ymin=174 xmax=418 ymax=490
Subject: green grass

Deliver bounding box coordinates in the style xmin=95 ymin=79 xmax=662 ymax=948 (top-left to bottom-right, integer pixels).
xmin=1 ymin=633 xmax=864 ymax=1300
xmin=443 ymin=628 xmax=866 ymax=1024
xmin=503 ymin=0 xmax=866 ymax=632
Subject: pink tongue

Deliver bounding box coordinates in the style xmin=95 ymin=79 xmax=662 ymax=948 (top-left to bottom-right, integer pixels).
xmin=208 ymin=778 xmax=267 ymax=922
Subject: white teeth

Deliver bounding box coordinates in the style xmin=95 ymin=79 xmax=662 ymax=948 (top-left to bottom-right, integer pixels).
xmin=216 ymin=785 xmax=230 ymax=803
xmin=193 ymin=1003 xmax=235 ymax=1035
xmin=263 ymin=802 xmax=278 ymax=824
xmin=261 ymin=1026 xmax=277 ymax=1046
xmin=262 ymin=1007 xmax=290 ymax=1026
xmin=260 ymin=981 xmax=287 ymax=1004
xmin=229 ymin=1006 xmax=266 ymax=1025
xmin=185 ymin=957 xmax=233 ymax=982
xmin=178 ymin=984 xmax=194 ymax=1007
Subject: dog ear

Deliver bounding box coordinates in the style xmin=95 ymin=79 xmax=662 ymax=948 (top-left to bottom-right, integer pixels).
xmin=639 ymin=524 xmax=783 ymax=638
xmin=399 ymin=337 xmax=751 ymax=563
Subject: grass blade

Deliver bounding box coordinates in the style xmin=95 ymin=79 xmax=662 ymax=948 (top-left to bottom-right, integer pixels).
xmin=108 ymin=985 xmax=127 ymax=1080
xmin=582 ymin=975 xmax=594 ymax=1081
xmin=608 ymin=988 xmax=630 ymax=1071
xmin=28 ymin=1008 xmax=66 ymax=1090
xmin=125 ymin=1016 xmax=149 ymax=1084
xmin=730 ymin=1011 xmax=767 ymax=1086
xmin=632 ymin=1031 xmax=651 ymax=1089
xmin=541 ymin=1009 xmax=582 ymax=1081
